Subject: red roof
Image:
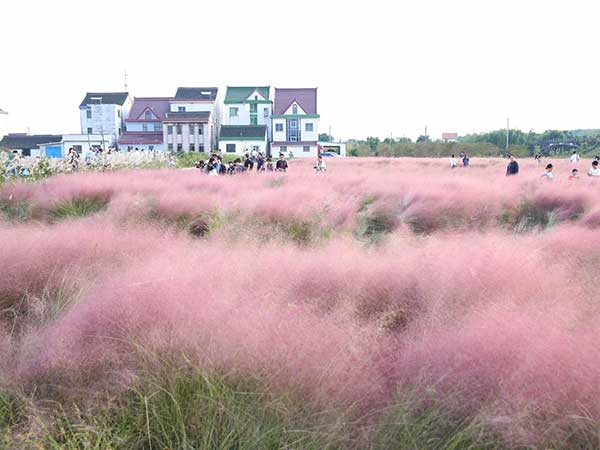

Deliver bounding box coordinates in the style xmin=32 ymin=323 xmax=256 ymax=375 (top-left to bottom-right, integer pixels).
xmin=274 ymin=88 xmax=317 ymax=115
xmin=442 ymin=132 xmax=458 ymax=140
xmin=118 ymin=133 xmax=163 ymax=145
xmin=127 ymin=97 xmax=172 ymax=122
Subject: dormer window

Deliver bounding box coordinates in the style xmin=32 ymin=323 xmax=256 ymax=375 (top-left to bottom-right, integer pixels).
xmin=292 ymin=104 xmax=298 ymax=114
xmin=144 ymin=111 xmax=152 ymax=120
xmin=178 ymin=106 xmax=186 ymax=112
xmin=255 ymin=95 xmax=258 ymax=100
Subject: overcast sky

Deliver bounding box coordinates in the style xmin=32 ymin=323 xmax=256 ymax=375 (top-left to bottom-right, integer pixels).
xmin=1 ymin=0 xmax=598 ymax=140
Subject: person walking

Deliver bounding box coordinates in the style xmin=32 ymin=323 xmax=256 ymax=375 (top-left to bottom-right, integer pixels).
xmin=570 ymin=151 xmax=581 ymax=164
xmin=462 ymin=153 xmax=470 ymax=167
xmin=506 ymin=156 xmax=519 ymax=176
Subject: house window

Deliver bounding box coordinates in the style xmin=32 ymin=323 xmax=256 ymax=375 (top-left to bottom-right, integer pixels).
xmin=87 ymin=127 xmax=93 ymax=134
xmin=167 ymin=125 xmax=173 ymax=134
xmin=177 ymin=143 xmax=182 ymax=151
xmin=149 ymin=145 xmax=154 ymax=150
xmin=144 ymin=111 xmax=152 ymax=120
xmin=177 ymin=125 xmax=182 ymax=134
xmin=305 ymin=123 xmax=314 ymax=132
xmin=280 ymin=146 xmax=287 ymax=153
xmin=252 ymin=145 xmax=259 ymax=152
xmin=118 ymin=127 xmax=122 ymax=135
xmin=275 ymin=123 xmax=283 ymax=132
xmin=250 ymin=116 xmax=258 ymax=125
xmin=226 ymin=143 xmax=236 ymax=153
xmin=168 ymin=144 xmax=173 ymax=151
xmin=127 ymin=146 xmax=133 ymax=151
xmin=86 ymin=109 xmax=92 ymax=119
xmin=199 ymin=144 xmax=205 ymax=152
xmin=303 ymin=146 xmax=310 ymax=152
xmin=254 ymin=95 xmax=258 ymax=100
xmin=229 ymin=107 xmax=238 ymax=117
xmin=178 ymin=106 xmax=186 ymax=112
xmin=118 ymin=110 xmax=121 ymax=118
xmin=154 ymin=123 xmax=162 ymax=132
xmin=264 ymin=108 xmax=269 ymax=118
xmin=142 ymin=124 xmax=148 ymax=132
xmin=198 ymin=126 xmax=203 ymax=135
xmin=292 ymin=104 xmax=298 ymax=114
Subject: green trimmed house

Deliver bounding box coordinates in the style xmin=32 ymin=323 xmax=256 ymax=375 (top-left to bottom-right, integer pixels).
xmin=219 ymin=86 xmax=272 ymax=156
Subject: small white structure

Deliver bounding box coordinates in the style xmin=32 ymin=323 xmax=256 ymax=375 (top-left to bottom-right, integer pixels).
xmin=319 ymin=141 xmax=346 ymax=157
xmin=272 ymin=88 xmax=320 ymax=158
xmin=38 ymin=134 xmax=111 ymax=158
xmin=79 ymin=92 xmax=132 ymax=146
xmin=219 ymin=126 xmax=268 ymax=156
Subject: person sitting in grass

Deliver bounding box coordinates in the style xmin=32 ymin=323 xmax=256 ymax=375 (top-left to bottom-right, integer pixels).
xmin=588 ymin=160 xmax=600 ymax=177
xmin=506 ymin=156 xmax=519 ymax=176
xmin=569 ymin=168 xmax=579 ymax=180
xmin=314 ymin=155 xmax=327 ymax=172
xmin=276 ymin=153 xmax=288 ymax=172
xmin=541 ymin=163 xmax=554 ymax=179
xmin=266 ymin=157 xmax=274 ymax=172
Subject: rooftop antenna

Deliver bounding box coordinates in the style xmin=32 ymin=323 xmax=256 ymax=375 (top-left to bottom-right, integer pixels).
xmin=124 ymin=69 xmax=128 ymax=91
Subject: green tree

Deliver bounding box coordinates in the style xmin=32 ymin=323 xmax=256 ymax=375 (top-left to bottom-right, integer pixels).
xmin=318 ymin=133 xmax=334 ymax=142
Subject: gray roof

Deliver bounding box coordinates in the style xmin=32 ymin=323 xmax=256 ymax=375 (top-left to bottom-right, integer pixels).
xmin=175 ymin=87 xmax=218 ymax=101
xmin=164 ymin=111 xmax=211 ymax=122
xmin=220 ymin=125 xmax=266 ymax=139
xmin=80 ymin=92 xmax=129 ymax=108
xmin=0 ymin=134 xmax=62 ymax=150
xmin=0 ymin=108 xmax=7 ymax=115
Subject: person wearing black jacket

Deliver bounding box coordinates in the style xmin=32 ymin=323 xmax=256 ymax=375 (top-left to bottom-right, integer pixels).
xmin=275 ymin=153 xmax=288 ymax=172
xmin=506 ymin=156 xmax=519 ymax=176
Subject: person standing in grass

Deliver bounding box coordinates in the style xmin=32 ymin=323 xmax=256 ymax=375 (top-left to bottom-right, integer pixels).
xmin=450 ymin=154 xmax=458 ymax=169
xmin=506 ymin=155 xmax=519 ymax=176
xmin=541 ymin=163 xmax=554 ymax=179
xmin=570 ymin=150 xmax=581 ymax=164
xmin=588 ymin=160 xmax=600 ymax=177
xmin=462 ymin=153 xmax=470 ymax=167
xmin=276 ymin=153 xmax=288 ymax=172
xmin=314 ymin=155 xmax=326 ymax=172
xmin=256 ymin=152 xmax=265 ymax=172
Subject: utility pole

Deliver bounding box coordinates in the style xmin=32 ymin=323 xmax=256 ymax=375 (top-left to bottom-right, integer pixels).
xmin=124 ymin=69 xmax=128 ymax=91
xmin=424 ymin=125 xmax=428 ymax=140
xmin=506 ymin=118 xmax=510 ymax=152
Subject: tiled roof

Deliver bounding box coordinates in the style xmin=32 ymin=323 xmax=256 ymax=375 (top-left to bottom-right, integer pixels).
xmin=442 ymin=132 xmax=459 ymax=140
xmin=164 ymin=111 xmax=211 ymax=123
xmin=274 ymin=88 xmax=317 ymax=115
xmin=80 ymin=92 xmax=129 ymax=108
xmin=0 ymin=134 xmax=63 ymax=150
xmin=127 ymin=97 xmax=172 ymax=122
xmin=174 ymin=87 xmax=218 ymax=101
xmin=118 ymin=133 xmax=163 ymax=145
xmin=220 ymin=125 xmax=266 ymax=140
xmin=224 ymin=86 xmax=270 ymax=103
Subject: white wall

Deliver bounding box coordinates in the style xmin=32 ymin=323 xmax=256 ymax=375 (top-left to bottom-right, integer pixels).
xmin=125 ymin=121 xmax=163 ymax=132
xmin=170 ymin=102 xmax=214 ymax=113
xmin=223 ymin=103 xmax=272 ymax=126
xmin=122 ymin=143 xmax=165 ymax=152
xmin=0 ymin=112 xmax=8 ymax=139
xmin=220 ymin=139 xmax=267 ymax=156
xmin=272 ymin=144 xmax=318 ymax=158
xmin=272 ymin=118 xmax=319 ymax=143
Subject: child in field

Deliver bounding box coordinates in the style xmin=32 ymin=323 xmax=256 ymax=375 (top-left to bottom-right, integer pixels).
xmin=506 ymin=156 xmax=519 ymax=176
xmin=314 ymin=155 xmax=327 ymax=172
xmin=276 ymin=153 xmax=288 ymax=172
xmin=569 ymin=168 xmax=579 ymax=180
xmin=462 ymin=154 xmax=470 ymax=167
xmin=570 ymin=151 xmax=581 ymax=164
xmin=541 ymin=163 xmax=554 ymax=179
xmin=266 ymin=157 xmax=274 ymax=172
xmin=588 ymin=160 xmax=600 ymax=177
xmin=450 ymin=154 xmax=458 ymax=169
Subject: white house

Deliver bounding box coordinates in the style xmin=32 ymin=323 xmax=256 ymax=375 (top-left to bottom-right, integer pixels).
xmin=37 ymin=134 xmax=110 ymax=158
xmin=162 ymin=87 xmax=219 ymax=153
xmin=79 ymin=92 xmax=132 ymax=146
xmin=119 ymin=97 xmax=171 ymax=151
xmin=272 ymin=88 xmax=320 ymax=158
xmin=219 ymin=86 xmax=272 ymax=155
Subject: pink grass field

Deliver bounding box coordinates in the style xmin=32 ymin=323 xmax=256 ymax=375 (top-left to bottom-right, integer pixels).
xmin=2 ymin=156 xmax=600 ymax=446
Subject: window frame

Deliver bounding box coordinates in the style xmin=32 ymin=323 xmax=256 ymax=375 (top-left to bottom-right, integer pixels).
xmin=226 ymin=143 xmax=236 ymax=153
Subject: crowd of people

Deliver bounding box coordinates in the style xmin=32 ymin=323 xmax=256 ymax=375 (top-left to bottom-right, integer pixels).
xmin=502 ymin=151 xmax=600 ymax=179
xmin=193 ymin=149 xmax=328 ymax=176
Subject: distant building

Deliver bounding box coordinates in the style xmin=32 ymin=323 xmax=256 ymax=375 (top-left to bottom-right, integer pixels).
xmin=0 ymin=108 xmax=8 ymax=141
xmin=318 ymin=141 xmax=346 ymax=157
xmin=442 ymin=132 xmax=458 ymax=143
xmin=79 ymin=92 xmax=132 ymax=146
xmin=272 ymin=88 xmax=320 ymax=158
xmin=0 ymin=133 xmax=62 ymax=157
xmin=163 ymin=87 xmax=219 ymax=153
xmin=219 ymin=86 xmax=272 ymax=155
xmin=38 ymin=134 xmax=110 ymax=158
xmin=119 ymin=97 xmax=171 ymax=151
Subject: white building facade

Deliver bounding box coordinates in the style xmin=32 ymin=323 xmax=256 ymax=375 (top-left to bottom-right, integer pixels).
xmin=79 ymin=92 xmax=132 ymax=146
xmin=272 ymin=88 xmax=320 ymax=158
xmin=38 ymin=134 xmax=110 ymax=158
xmin=162 ymin=87 xmax=219 ymax=153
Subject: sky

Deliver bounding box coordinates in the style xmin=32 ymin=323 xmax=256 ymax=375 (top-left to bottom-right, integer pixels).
xmin=1 ymin=0 xmax=599 ymax=141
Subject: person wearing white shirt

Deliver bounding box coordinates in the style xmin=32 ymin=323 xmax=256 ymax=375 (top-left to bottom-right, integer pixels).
xmin=570 ymin=151 xmax=581 ymax=164
xmin=588 ymin=160 xmax=600 ymax=177
xmin=541 ymin=163 xmax=554 ymax=179
xmin=450 ymin=154 xmax=458 ymax=169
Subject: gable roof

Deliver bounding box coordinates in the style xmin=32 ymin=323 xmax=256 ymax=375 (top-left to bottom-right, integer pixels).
xmin=174 ymin=87 xmax=218 ymax=101
xmin=0 ymin=134 xmax=63 ymax=150
xmin=224 ymin=86 xmax=271 ymax=104
xmin=274 ymin=88 xmax=317 ymax=115
xmin=127 ymin=97 xmax=171 ymax=122
xmin=220 ymin=125 xmax=266 ymax=140
xmin=0 ymin=108 xmax=7 ymax=115
xmin=80 ymin=92 xmax=129 ymax=108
